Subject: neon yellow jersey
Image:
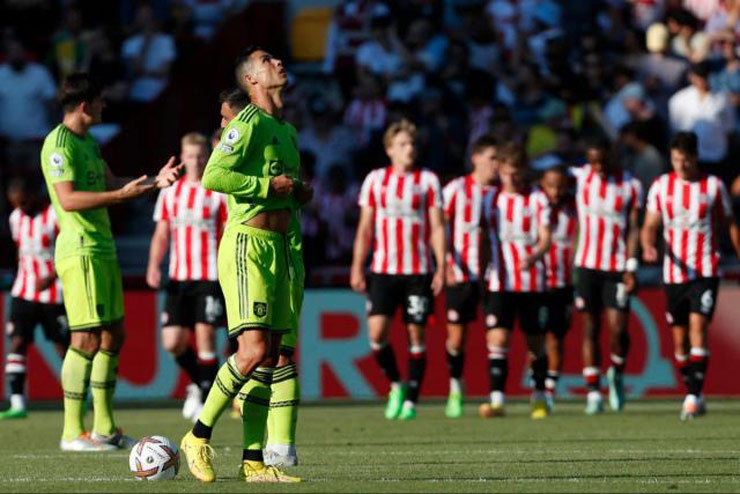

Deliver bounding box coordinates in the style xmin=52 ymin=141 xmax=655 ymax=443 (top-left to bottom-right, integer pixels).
xmin=203 ymin=104 xmax=301 ymax=228
xmin=40 ymin=124 xmax=116 ymax=261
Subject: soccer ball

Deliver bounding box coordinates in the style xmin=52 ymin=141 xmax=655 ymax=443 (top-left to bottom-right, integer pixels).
xmin=129 ymin=436 xmax=180 ymax=481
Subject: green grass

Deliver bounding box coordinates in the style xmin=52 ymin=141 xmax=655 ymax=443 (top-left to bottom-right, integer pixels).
xmin=1 ymin=400 xmax=739 ymax=493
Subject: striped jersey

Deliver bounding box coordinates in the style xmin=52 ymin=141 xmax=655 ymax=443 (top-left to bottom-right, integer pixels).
xmin=483 ymin=188 xmax=551 ymax=292
xmin=573 ymin=165 xmax=643 ymax=272
xmin=545 ymin=199 xmax=577 ymax=288
xmin=646 ymin=172 xmax=732 ymax=283
xmin=153 ymin=177 xmax=228 ymax=281
xmin=443 ymin=175 xmax=491 ymax=283
xmin=358 ymin=166 xmax=443 ymax=275
xmin=9 ymin=205 xmax=63 ymax=303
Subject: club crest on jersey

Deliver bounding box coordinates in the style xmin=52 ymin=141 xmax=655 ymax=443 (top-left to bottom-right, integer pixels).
xmin=224 ymin=128 xmax=240 ymax=144
xmin=253 ymin=302 xmax=268 ymax=318
xmin=50 ymin=152 xmax=64 ymax=169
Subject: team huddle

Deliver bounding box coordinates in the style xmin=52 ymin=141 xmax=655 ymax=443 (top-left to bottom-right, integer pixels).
xmin=1 ymin=41 xmax=739 ymax=485
xmin=351 ymin=123 xmax=740 ymax=422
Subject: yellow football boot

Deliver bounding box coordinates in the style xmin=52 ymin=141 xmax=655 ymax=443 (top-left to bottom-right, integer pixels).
xmin=238 ymin=461 xmax=302 ymax=483
xmin=180 ymin=431 xmax=216 ymax=482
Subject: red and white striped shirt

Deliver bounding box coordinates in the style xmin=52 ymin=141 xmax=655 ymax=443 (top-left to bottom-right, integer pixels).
xmin=443 ymin=175 xmax=491 ymax=283
xmin=646 ymin=173 xmax=732 ymax=283
xmin=546 ymin=199 xmax=577 ymax=289
xmin=358 ymin=166 xmax=443 ymax=275
xmin=153 ymin=178 xmax=228 ymax=281
xmin=573 ymin=165 xmax=643 ymax=273
xmin=483 ymin=188 xmax=551 ymax=292
xmin=9 ymin=205 xmax=63 ymax=303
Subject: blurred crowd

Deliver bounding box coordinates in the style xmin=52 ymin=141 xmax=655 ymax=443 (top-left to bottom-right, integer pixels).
xmin=288 ymin=0 xmax=740 ymax=273
xmin=1 ymin=0 xmax=739 ymax=281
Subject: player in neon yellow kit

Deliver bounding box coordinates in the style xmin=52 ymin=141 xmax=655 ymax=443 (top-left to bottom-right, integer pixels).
xmin=219 ymin=87 xmax=304 ymax=466
xmin=40 ymin=73 xmax=181 ymax=452
xmin=180 ymin=46 xmax=310 ymax=483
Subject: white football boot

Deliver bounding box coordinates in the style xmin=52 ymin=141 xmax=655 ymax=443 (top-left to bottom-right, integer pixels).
xmin=182 ymin=383 xmax=202 ymax=420
xmin=60 ymin=433 xmax=117 ymax=452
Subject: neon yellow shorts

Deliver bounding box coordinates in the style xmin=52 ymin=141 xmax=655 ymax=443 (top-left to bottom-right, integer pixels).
xmin=55 ymin=255 xmax=124 ymax=331
xmin=218 ymin=224 xmax=291 ymax=336
xmin=281 ymin=246 xmax=304 ymax=352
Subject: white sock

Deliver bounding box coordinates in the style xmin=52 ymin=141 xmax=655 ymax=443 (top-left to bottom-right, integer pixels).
xmin=402 ymin=400 xmax=415 ymax=411
xmin=10 ymin=394 xmax=25 ymax=411
xmin=390 ymin=382 xmax=402 ymax=392
xmin=449 ymin=378 xmax=462 ymax=394
xmin=490 ymin=391 xmax=504 ymax=407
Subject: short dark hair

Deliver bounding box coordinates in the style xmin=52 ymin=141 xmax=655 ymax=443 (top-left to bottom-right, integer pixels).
xmin=59 ymin=73 xmax=101 ymax=113
xmin=219 ymin=87 xmax=249 ymax=111
xmin=669 ymin=131 xmax=698 ymax=156
xmin=585 ymin=135 xmax=611 ymax=153
xmin=690 ymin=61 xmax=710 ymax=79
xmin=498 ymin=142 xmax=528 ymax=169
xmin=234 ymin=45 xmax=263 ymax=89
xmin=471 ymin=134 xmax=499 ymax=155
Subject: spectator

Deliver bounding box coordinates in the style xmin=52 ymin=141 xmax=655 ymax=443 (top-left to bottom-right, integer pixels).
xmin=355 ymin=14 xmax=403 ymax=81
xmin=343 ymin=76 xmax=387 ymax=147
xmin=636 ymin=22 xmax=689 ymax=116
xmin=669 ymin=62 xmax=735 ymax=178
xmin=86 ymin=28 xmax=128 ymax=122
xmin=322 ymin=1 xmax=388 ymax=74
xmin=619 ymin=121 xmax=666 ymax=191
xmin=300 ymin=97 xmax=357 ymax=185
xmin=178 ymin=0 xmax=234 ymax=41
xmin=47 ymin=8 xmax=87 ymax=80
xmin=710 ymin=32 xmax=740 ymax=132
xmin=0 ymin=38 xmax=56 ymax=170
xmin=121 ymin=4 xmax=177 ymax=103
xmin=317 ymin=165 xmax=358 ymax=263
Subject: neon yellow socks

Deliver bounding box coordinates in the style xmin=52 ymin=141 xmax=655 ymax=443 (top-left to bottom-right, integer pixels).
xmin=61 ymin=348 xmax=93 ymax=440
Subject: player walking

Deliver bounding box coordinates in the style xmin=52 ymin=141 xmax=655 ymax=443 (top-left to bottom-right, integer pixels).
xmin=642 ymin=132 xmax=740 ymax=420
xmin=572 ymin=138 xmax=643 ymax=415
xmin=351 ymin=119 xmax=445 ymax=421
xmin=0 ymin=178 xmax=68 ymax=420
xmin=540 ymin=167 xmax=577 ymax=411
xmin=147 ymin=132 xmax=228 ymax=421
xmin=40 ymin=73 xmax=181 ymax=451
xmin=180 ymin=46 xmax=309 ymax=483
xmin=441 ymin=134 xmax=499 ymax=418
xmin=479 ymin=144 xmax=552 ymax=420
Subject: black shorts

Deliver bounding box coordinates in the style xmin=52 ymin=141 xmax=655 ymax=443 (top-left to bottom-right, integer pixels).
xmin=445 ymin=282 xmax=481 ymax=324
xmin=484 ymin=291 xmax=545 ymax=334
xmin=367 ymin=274 xmax=433 ymax=325
xmin=543 ymin=287 xmax=574 ymax=338
xmin=574 ymin=268 xmax=630 ymax=313
xmin=7 ymin=297 xmax=69 ymax=344
xmin=162 ymin=280 xmax=225 ymax=328
xmin=664 ymin=278 xmax=720 ymax=326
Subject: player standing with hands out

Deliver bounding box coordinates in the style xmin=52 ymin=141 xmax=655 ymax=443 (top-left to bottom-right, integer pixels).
xmin=642 ymin=132 xmax=740 ymax=420
xmin=351 ymin=119 xmax=445 ymax=421
xmin=40 ymin=73 xmax=182 ymax=451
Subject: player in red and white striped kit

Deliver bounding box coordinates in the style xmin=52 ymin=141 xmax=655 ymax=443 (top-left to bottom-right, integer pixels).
xmin=146 ymin=132 xmax=228 ymax=421
xmin=572 ymin=137 xmax=643 ymax=415
xmin=351 ymin=120 xmax=446 ymax=421
xmin=642 ymin=132 xmax=740 ymax=420
xmin=1 ymin=177 xmax=68 ymax=420
xmin=539 ymin=167 xmax=577 ymax=412
xmin=480 ymin=143 xmax=552 ymax=420
xmin=441 ymin=134 xmax=500 ymax=418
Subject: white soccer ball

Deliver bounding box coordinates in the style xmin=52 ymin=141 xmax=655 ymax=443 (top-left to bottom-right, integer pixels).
xmin=129 ymin=436 xmax=180 ymax=481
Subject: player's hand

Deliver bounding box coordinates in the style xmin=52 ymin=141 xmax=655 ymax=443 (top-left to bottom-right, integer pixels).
xmin=295 ymin=182 xmax=314 ymax=205
xmin=154 ymin=156 xmax=182 ymax=189
xmin=119 ymin=175 xmax=155 ymax=200
xmin=350 ymin=266 xmax=366 ymax=293
xmin=37 ymin=276 xmax=56 ymax=292
xmin=146 ymin=266 xmax=161 ymax=289
xmin=522 ymin=255 xmax=535 ymax=270
xmin=431 ymin=270 xmax=445 ymax=296
xmin=270 ymin=175 xmax=294 ymax=197
xmin=642 ymin=245 xmax=659 ymax=263
xmin=622 ymin=272 xmax=637 ymax=296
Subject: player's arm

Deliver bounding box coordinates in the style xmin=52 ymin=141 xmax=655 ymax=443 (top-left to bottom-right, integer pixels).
xmin=523 ymin=223 xmax=552 ymax=270
xmin=54 ymin=178 xmax=154 ymax=212
xmin=350 ymin=206 xmax=374 ymax=293
xmin=640 ymin=211 xmax=662 ymax=263
xmin=623 ymin=202 xmax=641 ymax=295
xmin=146 ymin=221 xmax=170 ymax=289
xmin=105 ymin=157 xmax=181 ymax=190
xmin=428 ymin=206 xmax=446 ymax=296
xmin=202 ymin=120 xmax=293 ymax=198
xmin=716 ymin=181 xmax=740 ymax=259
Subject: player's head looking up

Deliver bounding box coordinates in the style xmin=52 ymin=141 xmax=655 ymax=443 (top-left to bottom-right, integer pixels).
xmin=59 ymin=73 xmax=103 ymax=126
xmin=669 ymin=131 xmax=700 ymax=180
xmin=180 ymin=132 xmax=208 ymax=180
xmin=470 ymin=134 xmax=500 ymax=185
xmin=585 ymin=136 xmax=613 ymax=175
xmin=541 ymin=166 xmax=569 ymax=205
xmin=384 ymin=119 xmax=417 ymax=171
xmin=498 ymin=142 xmax=528 ymax=192
xmin=219 ymin=87 xmax=249 ymax=128
xmin=234 ymin=45 xmax=287 ymax=97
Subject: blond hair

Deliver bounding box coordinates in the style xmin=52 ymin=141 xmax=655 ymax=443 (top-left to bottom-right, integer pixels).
xmin=181 ymin=132 xmax=208 ymax=148
xmin=383 ymin=119 xmax=417 ymax=149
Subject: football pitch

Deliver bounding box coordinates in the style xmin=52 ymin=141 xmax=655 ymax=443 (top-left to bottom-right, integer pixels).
xmin=1 ymin=400 xmax=739 ymax=493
